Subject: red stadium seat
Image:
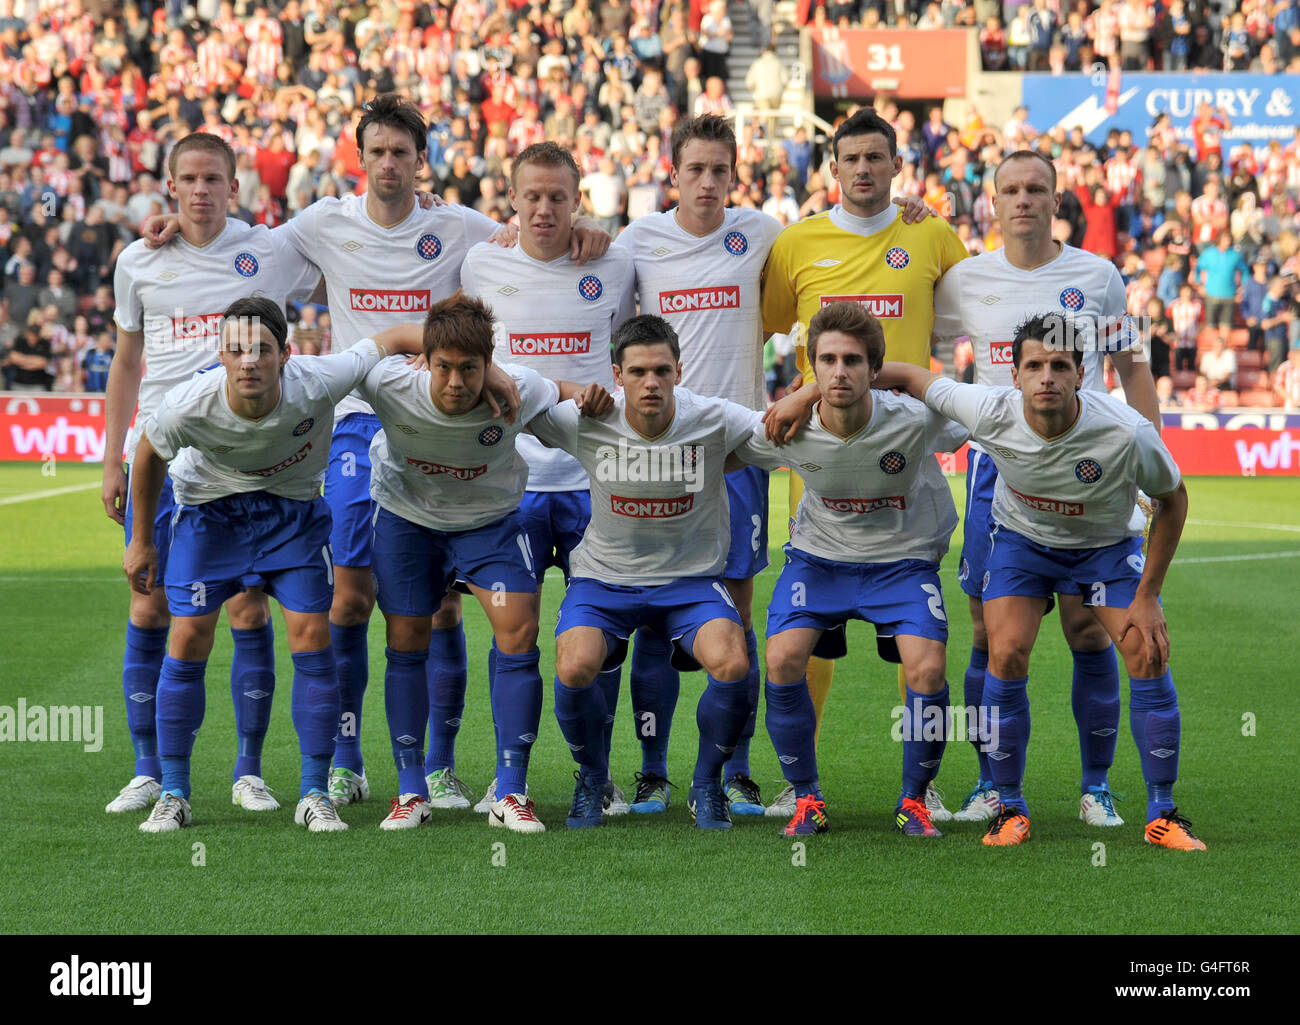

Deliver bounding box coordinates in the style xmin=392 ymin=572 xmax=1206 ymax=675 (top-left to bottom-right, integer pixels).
xmin=1235 ymin=368 xmax=1269 ymax=390
xmin=1228 ymin=328 xmax=1251 ymax=349
xmin=1239 ymin=389 xmax=1276 ymax=407
xmin=1237 ymin=349 xmax=1265 ymax=370
xmin=1196 ymin=327 xmax=1221 ymax=352
xmin=1172 ymin=370 xmax=1198 ymax=391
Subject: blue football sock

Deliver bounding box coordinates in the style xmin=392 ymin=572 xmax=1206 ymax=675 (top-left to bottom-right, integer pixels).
xmin=596 ymin=664 xmax=621 ymax=760
xmin=330 ymin=622 xmax=369 ymax=773
xmin=384 ymin=646 xmax=429 ymax=797
xmin=901 ymin=684 xmax=950 ymax=801
xmin=157 ymin=655 xmax=206 ymax=799
xmin=723 ymin=627 xmax=760 ymax=779
xmin=694 ymin=674 xmax=750 ymax=788
xmin=487 ymin=642 xmax=502 ymax=760
xmin=231 ymin=622 xmax=275 ymax=781
xmin=492 ymin=648 xmax=543 ymax=797
xmin=123 ymin=622 xmax=167 ymax=780
xmin=630 ymin=629 xmax=679 ymax=777
xmin=291 ymin=648 xmax=339 ymax=798
xmin=982 ymin=671 xmax=1030 ymax=815
xmin=425 ymin=623 xmax=467 ymax=772
xmin=1071 ymin=645 xmax=1120 ymax=792
xmin=963 ymin=645 xmax=990 ymax=783
xmin=1129 ymin=670 xmax=1181 ymax=821
xmin=764 ymin=677 xmax=819 ymax=797
xmin=553 ymin=678 xmax=609 ymax=785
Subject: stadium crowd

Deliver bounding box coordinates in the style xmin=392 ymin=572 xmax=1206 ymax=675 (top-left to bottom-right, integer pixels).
xmin=0 ymin=0 xmax=1299 ymax=408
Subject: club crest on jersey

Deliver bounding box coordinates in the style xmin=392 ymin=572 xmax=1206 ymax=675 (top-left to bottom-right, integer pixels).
xmin=1074 ymin=458 xmax=1103 ymax=484
xmin=234 ymin=252 xmax=259 ymax=277
xmin=478 ymin=425 xmax=504 ymax=446
xmin=884 ymin=246 xmax=910 ymax=269
xmin=1059 ymin=287 xmax=1085 ymax=311
xmin=578 ymin=274 xmax=603 ymax=301
xmin=292 ymin=418 xmax=314 ymax=437
xmin=416 ymin=234 xmax=442 ymax=260
xmin=879 ymin=451 xmax=907 ymax=474
xmin=723 ymin=230 xmax=748 ymax=255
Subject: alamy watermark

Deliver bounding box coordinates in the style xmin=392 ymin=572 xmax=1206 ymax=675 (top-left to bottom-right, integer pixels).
xmin=593 ymin=438 xmax=704 ymax=493
xmin=0 ymin=699 xmax=103 ymax=752
xmin=890 ymin=697 xmax=999 ymax=753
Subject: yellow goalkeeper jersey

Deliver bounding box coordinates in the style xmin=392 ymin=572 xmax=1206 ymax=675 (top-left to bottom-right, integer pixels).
xmin=761 ymin=204 xmax=968 ymax=379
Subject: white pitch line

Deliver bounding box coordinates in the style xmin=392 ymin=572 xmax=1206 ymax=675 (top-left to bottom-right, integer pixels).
xmin=0 ymin=575 xmax=119 ymax=582
xmin=0 ymin=481 xmax=100 ymax=506
xmin=1186 ymin=518 xmax=1300 ymax=534
xmin=1175 ymin=550 xmax=1300 ymax=565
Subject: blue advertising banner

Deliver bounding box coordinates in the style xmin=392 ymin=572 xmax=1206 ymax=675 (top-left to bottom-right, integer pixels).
xmin=1022 ymin=72 xmax=1300 ymax=148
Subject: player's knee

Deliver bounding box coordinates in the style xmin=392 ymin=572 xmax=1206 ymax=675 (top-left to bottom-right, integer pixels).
xmin=988 ymin=641 xmax=1031 ymax=680
xmin=384 ymin=616 xmax=431 ymax=653
xmin=1060 ymin=612 xmax=1109 ymax=649
xmin=967 ymin=597 xmax=988 ymax=649
xmin=555 ymin=649 xmax=601 ymax=688
xmin=494 ymin=620 xmax=539 ymax=654
xmin=129 ymin=602 xmax=171 ymax=631
xmin=226 ymin=592 xmax=270 ymax=630
xmin=706 ymin=645 xmax=749 ymax=683
xmin=169 ymin=618 xmax=215 ymax=661
xmin=765 ymin=645 xmax=806 ymax=685
xmin=287 ymin=616 xmax=331 ymax=653
xmin=330 ymin=581 xmax=375 ymax=626
xmin=907 ymin=660 xmax=947 ymax=694
xmin=430 ymin=591 xmax=462 ymax=629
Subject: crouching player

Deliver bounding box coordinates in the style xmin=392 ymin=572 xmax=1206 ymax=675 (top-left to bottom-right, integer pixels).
xmin=529 ymin=315 xmax=763 ymax=830
xmin=123 ymin=297 xmax=424 ymax=833
xmin=738 ymin=302 xmax=967 ymax=836
xmin=355 ymin=293 xmax=611 ymax=833
xmin=877 ymin=313 xmax=1204 ymax=850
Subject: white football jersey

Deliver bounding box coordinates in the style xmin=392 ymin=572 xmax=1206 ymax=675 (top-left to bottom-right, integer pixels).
xmin=529 ymin=387 xmax=762 ymax=584
xmin=359 ymin=360 xmax=559 ymax=532
xmin=933 ymin=245 xmax=1136 ymax=397
xmin=142 ymin=342 xmax=385 ymax=506
xmin=277 ymin=195 xmax=500 ymax=419
xmin=736 ymin=391 xmax=966 ymax=564
xmin=615 ymin=207 xmax=781 ymax=410
xmin=460 ymin=241 xmax=634 ymax=491
xmin=925 ymin=378 xmax=1180 ymax=549
xmin=113 ymin=219 xmax=319 ymax=462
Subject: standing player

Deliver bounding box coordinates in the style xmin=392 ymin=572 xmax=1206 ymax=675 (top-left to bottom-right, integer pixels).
xmin=123 ymin=298 xmax=423 ymax=832
xmin=760 ymin=107 xmax=968 ymax=818
xmin=356 ymin=294 xmax=611 ymax=832
xmin=104 ymin=132 xmax=320 ymax=817
xmin=614 ymin=114 xmax=934 ymax=815
xmin=878 ymin=315 xmax=1204 ymax=851
xmin=529 ymin=315 xmax=762 ymax=830
xmin=460 ymin=142 xmax=636 ymax=815
xmin=932 ymin=149 xmax=1161 ymax=826
xmin=735 ymin=303 xmax=967 ymax=837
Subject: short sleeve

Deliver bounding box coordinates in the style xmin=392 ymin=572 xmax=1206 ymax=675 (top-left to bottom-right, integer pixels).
xmin=732 ymin=424 xmax=786 ymax=471
xmin=1132 ymin=420 xmax=1181 ymax=496
xmin=528 ymin=399 xmax=582 ymax=452
xmin=935 ymin=219 xmax=969 ymax=275
xmin=460 ymin=205 xmax=501 ymax=248
xmin=760 ymin=235 xmax=797 ymax=336
xmin=932 ymin=263 xmax=966 ymax=343
xmin=722 ymin=399 xmax=764 ymax=451
xmin=508 ymin=363 xmax=562 ymax=423
xmin=112 ymin=247 xmax=144 ymax=333
xmin=923 ymin=377 xmax=995 ymax=435
xmin=925 ymin=405 xmax=970 ymax=453
xmin=276 ymin=202 xmax=319 ymax=264
xmin=267 ymin=225 xmax=323 ymax=302
xmin=141 ymin=399 xmax=187 ymax=461
xmin=312 ymin=340 xmax=384 ymax=403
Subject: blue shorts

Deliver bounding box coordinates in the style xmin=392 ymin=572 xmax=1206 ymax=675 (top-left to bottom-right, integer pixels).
xmin=125 ymin=467 xmax=176 ymax=582
xmin=983 ymin=524 xmax=1148 ymax=609
xmin=325 ymin=413 xmax=380 ymax=569
xmin=164 ymin=492 xmax=334 ymax=617
xmin=372 ymin=506 xmax=538 ymax=618
xmin=519 ymin=489 xmax=591 ymax=581
xmin=723 ymin=465 xmax=769 ymax=580
xmin=557 ymin=576 xmax=743 ymax=672
xmin=960 ymin=450 xmax=1080 ymax=599
xmin=766 ymin=546 xmax=948 ymax=661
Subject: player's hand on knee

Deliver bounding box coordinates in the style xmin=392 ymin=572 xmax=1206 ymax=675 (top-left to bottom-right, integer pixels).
xmin=576 ymin=383 xmax=613 ymax=417
xmin=123 ymin=542 xmax=159 ymax=595
xmin=142 ymin=213 xmax=181 ymax=249
xmin=489 ymin=221 xmax=520 ymax=248
xmin=570 ymin=223 xmax=612 ymax=264
xmin=1119 ymin=594 xmax=1170 ymax=669
xmin=102 ymin=463 xmax=127 ymax=525
xmin=894 ymin=195 xmax=934 ymax=224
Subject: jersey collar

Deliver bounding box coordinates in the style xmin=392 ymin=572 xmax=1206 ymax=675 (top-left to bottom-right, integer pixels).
xmin=829 ymin=203 xmax=898 ymax=239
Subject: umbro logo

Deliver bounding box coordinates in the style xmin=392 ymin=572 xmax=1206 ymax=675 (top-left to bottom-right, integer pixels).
xmin=445 ymin=717 xmax=461 ymax=727
xmin=919 ymin=759 xmax=941 ymax=768
xmin=987 ymin=750 xmax=1010 ymax=761
xmin=715 ymin=744 xmax=735 ymax=755
xmin=129 ymin=692 xmax=152 ymax=703
xmin=778 ymin=754 xmax=798 ymax=764
xmin=158 ymin=271 xmax=178 ymax=281
xmin=566 ymin=742 xmax=584 ymax=752
xmin=800 ymin=462 xmax=822 ymax=471
xmin=1150 ymin=748 xmax=1176 ymax=758
xmin=981 ymin=294 xmax=1000 ymax=305
xmin=211 ymin=445 xmax=234 ymax=454
xmin=518 ymin=732 xmax=537 ymax=743
xmin=991 ymin=446 xmax=1019 ymax=460
xmin=498 ymin=285 xmax=519 ymax=296
xmin=1092 ymin=728 xmax=1118 ymax=737
xmin=243 ymin=689 xmax=270 ymax=700
xmin=652 ymin=246 xmax=672 ymax=256
xmin=812 ymin=258 xmax=841 ymax=268
xmin=395 ymin=424 xmax=417 ymax=434
xmin=340 ymin=240 xmax=363 ymax=252
xmin=396 ymin=734 xmax=417 ymax=745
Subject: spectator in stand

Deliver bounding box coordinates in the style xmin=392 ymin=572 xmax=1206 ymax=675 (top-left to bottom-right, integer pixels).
xmin=698 ymin=0 xmax=733 ymax=83
xmin=1078 ymin=178 xmax=1121 ymax=261
xmin=1196 ymin=231 xmax=1248 ymax=333
xmin=1183 ymin=373 xmax=1220 ymax=410
xmin=979 ymin=16 xmax=1008 ymax=70
xmin=1169 ymin=282 xmax=1205 ymax=372
xmin=1088 ymin=0 xmax=1121 ymax=68
xmin=1155 ymin=375 xmax=1177 ymax=408
xmin=4 ymin=321 xmax=52 ymax=392
xmin=1118 ymin=0 xmax=1154 ymax=70
xmin=81 ymin=330 xmax=114 ymax=392
xmin=1261 ymin=276 xmax=1296 ymax=371
xmin=1198 ymin=333 xmax=1237 ymax=391
xmin=694 ymin=76 xmax=733 ymax=118
xmin=1006 ymin=6 xmax=1033 ymax=70
xmin=1275 ymin=345 xmax=1300 ymax=409
xmin=1144 ymin=296 xmax=1173 ymax=379
xmin=1241 ymin=259 xmax=1272 ymax=351
xmin=1191 ymin=177 xmax=1230 ymax=249
xmin=579 ymin=154 xmax=627 ymax=236
xmin=37 ymin=266 xmax=76 ymax=326
xmin=1026 ymin=0 xmax=1056 ymax=71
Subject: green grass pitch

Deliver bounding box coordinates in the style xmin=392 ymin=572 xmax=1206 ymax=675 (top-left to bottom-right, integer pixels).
xmin=1 ymin=461 xmax=1296 ymax=934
